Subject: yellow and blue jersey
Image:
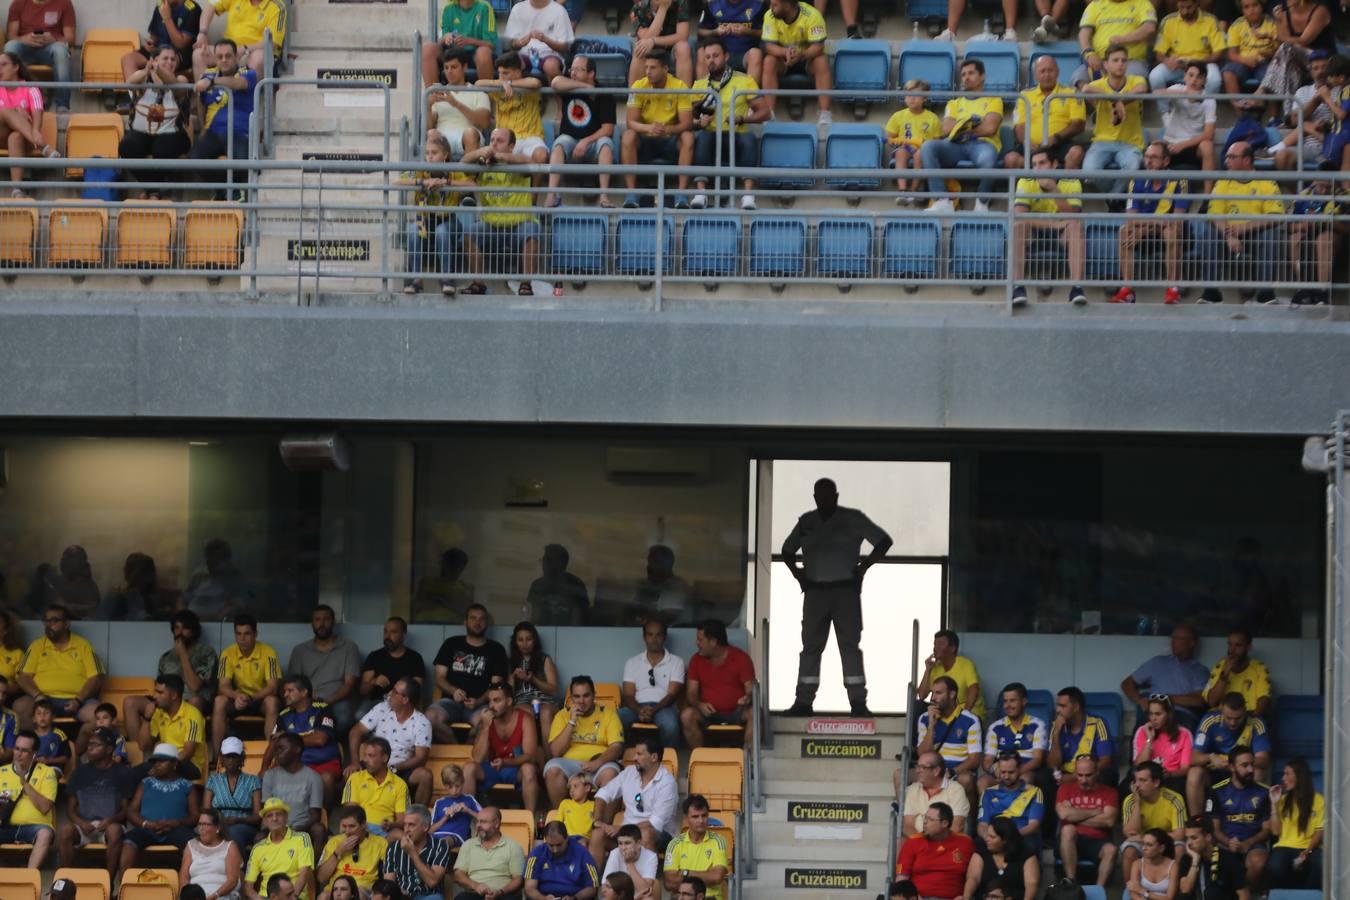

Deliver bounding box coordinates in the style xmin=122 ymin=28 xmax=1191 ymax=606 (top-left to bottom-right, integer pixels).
xmin=1194 ymin=712 xmax=1270 ymax=757
xmin=1206 ymin=777 xmax=1270 ymax=842
xmin=1054 ymin=714 xmax=1113 ymax=773
xmin=984 ymin=714 xmax=1049 ymax=763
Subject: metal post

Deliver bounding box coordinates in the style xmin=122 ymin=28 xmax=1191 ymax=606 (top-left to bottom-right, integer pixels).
xmin=653 ymin=170 xmax=666 ymax=310
xmin=760 ymin=616 xmax=773 ymax=751
xmin=1328 ymin=412 xmax=1348 ymax=897
xmin=741 ymin=737 xmax=757 ymax=880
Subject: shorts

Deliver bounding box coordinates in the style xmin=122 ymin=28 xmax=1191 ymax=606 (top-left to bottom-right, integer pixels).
xmin=466 ymin=219 xmax=543 ymax=251
xmin=1071 ymin=833 xmax=1110 ymax=863
xmin=308 ymin=758 xmax=343 ymax=777
xmin=76 ymin=823 xmax=116 ymax=847
xmin=542 ymin=757 xmax=622 ymax=780
xmin=125 ymin=825 xmax=194 ymax=849
xmin=1221 ymin=61 xmax=1267 ymax=86
xmin=637 ymin=136 xmax=681 ymax=164
xmin=439 ymin=127 xmax=478 ymax=159
xmin=552 ymin=133 xmax=614 ymax=163
xmin=515 ymin=135 xmax=549 ymax=159
xmin=703 ymin=707 xmax=746 ymax=727
xmin=1218 ymin=847 xmax=1253 ymax=887
xmin=479 ymin=762 xmax=522 ymax=788
xmin=0 ymin=824 xmax=53 ymax=844
xmin=1170 ymin=146 xmax=1203 ymax=168
xmin=47 ymin=696 xmax=100 ymax=716
xmin=225 ymin=698 xmax=267 ymax=718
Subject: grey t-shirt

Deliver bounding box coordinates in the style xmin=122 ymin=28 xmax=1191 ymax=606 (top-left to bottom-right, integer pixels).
xmin=260 ymin=765 xmax=324 ymax=829
xmin=288 ymin=637 xmax=362 ymax=704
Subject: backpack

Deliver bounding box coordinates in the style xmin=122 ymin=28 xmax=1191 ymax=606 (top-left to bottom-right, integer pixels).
xmin=81 ymin=162 xmax=120 ymax=202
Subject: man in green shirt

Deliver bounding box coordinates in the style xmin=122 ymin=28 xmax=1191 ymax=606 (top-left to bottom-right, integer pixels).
xmin=453 ymin=806 xmax=526 ymax=897
xmin=421 ymin=0 xmax=497 ymax=88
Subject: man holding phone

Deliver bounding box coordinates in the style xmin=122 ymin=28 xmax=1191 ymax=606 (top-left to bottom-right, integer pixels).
xmin=4 ymin=0 xmax=76 ymax=112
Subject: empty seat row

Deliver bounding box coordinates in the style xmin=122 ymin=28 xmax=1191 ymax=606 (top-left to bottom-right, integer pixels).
xmin=0 ymin=202 xmax=244 ymax=270
xmin=0 ymin=866 xmax=177 ymax=900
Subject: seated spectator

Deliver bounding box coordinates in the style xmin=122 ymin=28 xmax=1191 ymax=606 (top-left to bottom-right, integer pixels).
xmin=1082 ymin=48 xmax=1148 ymax=197
xmin=917 ymin=629 xmax=986 ymax=723
xmin=508 ymin=622 xmax=560 ymax=738
xmin=415 ymin=547 xmax=474 ymax=624
xmin=212 ymin=613 xmax=282 ymax=756
xmin=544 ymin=675 xmax=624 ymax=808
xmin=1266 ymin=757 xmax=1322 ymax=891
xmin=1206 ymin=745 xmax=1271 ymax=890
xmin=317 ymin=804 xmax=387 ymax=899
xmin=1160 ymin=63 xmax=1217 ymax=182
xmin=591 ymin=736 xmax=679 ymax=862
xmin=183 ymin=538 xmax=248 ymax=620
xmin=603 ymin=824 xmax=660 ymax=899
xmin=289 ymin=604 xmax=363 ymax=735
xmin=1252 ymin=0 xmax=1335 ymax=120
xmin=629 ymin=0 xmax=695 ymax=87
xmin=1007 ymin=57 xmax=1086 ymax=172
xmin=1072 ymin=0 xmax=1156 ymax=86
xmin=898 ymin=751 xmax=970 ymax=837
xmin=619 ymin=620 xmax=685 ymax=751
xmin=621 ymin=50 xmax=695 ymax=210
xmin=979 ymin=754 xmax=1046 ymax=852
xmin=527 ymin=544 xmax=590 ymax=626
xmin=1149 ymin=0 xmax=1223 ymax=98
xmin=680 ymin=619 xmax=754 ymax=749
xmin=431 ymin=763 xmax=484 ymax=847
xmin=357 ymin=616 xmax=426 ymax=721
xmin=920 ymin=61 xmax=1004 ymax=215
xmin=398 ymin=135 xmax=458 ymax=297
xmin=268 ymin=674 xmax=342 ymax=805
xmin=662 ymin=795 xmax=730 ymax=900
xmin=1194 ymin=142 xmax=1284 ymax=305
xmin=1190 ymin=694 xmax=1270 ymax=811
xmin=1121 ymin=762 xmax=1187 ymax=875
xmin=1133 ymin=694 xmax=1193 ymax=794
xmin=138 ymin=673 xmax=208 ymax=781
xmin=190 ymin=40 xmax=258 ymax=195
xmin=243 ymin=798 xmax=315 ymax=900
xmin=1287 ymin=177 xmax=1344 ymax=306
xmin=696 ymin=0 xmax=766 ymax=84
xmin=1056 ymin=754 xmax=1119 ymax=886
xmin=384 ymin=805 xmax=451 ymax=899
xmin=1179 ymin=815 xmax=1242 ymax=899
xmin=1115 ymin=142 xmax=1188 ymax=304
xmin=546 ymin=57 xmax=618 ymax=209
xmin=427 ymin=604 xmax=508 ymax=743
xmin=1125 ymin=827 xmax=1179 ymax=900
xmin=887 ymin=80 xmax=942 ymax=206
xmin=1010 ymin=147 xmax=1087 ymax=307
xmin=421 ymin=0 xmax=498 ymax=88
xmin=463 ymin=683 xmax=542 ymax=814
xmin=121 ymin=0 xmax=202 ymax=84
xmin=0 ymin=609 xmax=21 ymax=707
xmin=914 ymin=677 xmax=983 ymax=800
xmin=1048 ymin=687 xmax=1115 ymax=786
xmin=560 ymin=772 xmax=596 ymax=839
xmin=3 ymin=0 xmax=74 ymax=112
xmin=58 ymin=726 xmax=132 ymax=876
xmin=980 ymin=683 xmax=1049 ymax=795
xmin=966 ymin=818 xmax=1039 ymax=900
xmin=760 ymin=0 xmax=831 ymax=125
xmin=1314 ymin=54 xmax=1350 ymax=171
xmin=342 ymin=736 xmax=410 ymax=838
xmin=632 ymin=546 xmax=693 ymax=624
xmin=1121 ymin=625 xmax=1210 ymax=729
xmin=895 ymin=803 xmax=975 ymax=899
xmin=478 ymin=53 xmax=551 ymax=170
xmin=14 ymin=605 xmax=100 ymax=735
xmin=503 ymin=0 xmax=573 ymax=81
xmin=937 ymin=0 xmax=1021 ymax=42
xmin=526 ymin=820 xmax=601 ymax=899
xmin=261 ymin=733 xmax=327 ymax=851
xmin=1274 ymin=51 xmax=1332 ymax=171
xmin=121 ymin=744 xmax=200 ymax=871
xmin=262 ymin=873 xmax=299 ymax=900
xmin=96 ymin=552 xmax=178 ymax=621
xmin=674 ymin=877 xmax=706 ymax=900
xmin=206 ymin=736 xmax=263 ymax=848
xmin=428 ymin=53 xmax=490 ymax=162
xmin=182 ymin=809 xmax=245 ymax=900
xmin=75 ymin=702 xmax=128 ymax=764
xmin=690 ymin=38 xmax=770 ymax=210
xmin=1203 ymin=629 xmax=1270 ymax=717
xmin=454 ymin=128 xmax=545 ymax=297
xmin=31 ymin=698 xmax=72 ymax=776
xmin=192 ymin=0 xmax=287 ymax=79
xmin=453 ymin=806 xmax=527 ymax=900
xmin=124 ymin=612 xmax=218 ymax=732
xmin=1221 ymin=0 xmax=1278 ymax=112
xmin=0 ymin=730 xmax=57 ymax=868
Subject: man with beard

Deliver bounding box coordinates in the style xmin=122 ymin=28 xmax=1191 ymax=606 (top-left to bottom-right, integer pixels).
xmin=427 ymin=605 xmax=508 ymax=744
xmin=1188 ymin=693 xmax=1271 ymax=813
xmin=14 ymin=603 xmax=104 ymax=729
xmin=288 ymin=604 xmax=362 ymax=734
xmin=689 ymin=38 xmax=771 ymax=211
xmin=453 ymin=807 xmax=526 ymax=899
xmin=358 ymin=617 xmax=426 ymax=720
xmin=265 ymin=675 xmax=340 ymax=806
xmin=260 ymin=733 xmax=327 ymax=851
xmin=1206 ymin=745 xmax=1271 ymax=893
xmin=545 ymin=56 xmax=617 ymax=209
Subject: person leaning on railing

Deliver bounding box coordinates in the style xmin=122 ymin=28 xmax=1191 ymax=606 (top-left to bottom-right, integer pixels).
xmin=453 ymin=128 xmax=543 ymax=297
xmin=1194 ymin=141 xmax=1284 ymax=305
xmin=120 ymin=44 xmax=191 ymax=200
xmin=1115 ymin=141 xmax=1189 ymax=305
xmin=477 ymin=52 xmax=551 ymax=171
xmin=1010 ymin=146 xmax=1087 ymax=307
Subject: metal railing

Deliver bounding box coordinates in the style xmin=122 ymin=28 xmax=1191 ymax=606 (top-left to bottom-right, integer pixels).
xmin=887 ymin=617 xmax=921 ymax=886
xmin=740 ymin=722 xmax=757 ymax=883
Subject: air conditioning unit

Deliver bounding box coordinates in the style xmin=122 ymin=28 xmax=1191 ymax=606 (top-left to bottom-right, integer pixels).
xmin=279 ymin=434 xmax=350 ymax=472
xmin=605 ymin=446 xmax=712 ymax=482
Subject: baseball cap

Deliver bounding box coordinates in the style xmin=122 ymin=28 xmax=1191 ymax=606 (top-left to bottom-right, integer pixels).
xmin=220 ymin=736 xmax=245 ymax=756
xmin=261 ymin=797 xmax=291 ymax=816
xmin=149 ymin=742 xmax=179 ymax=762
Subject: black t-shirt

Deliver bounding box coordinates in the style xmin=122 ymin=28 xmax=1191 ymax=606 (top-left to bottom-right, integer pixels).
xmin=361 ymin=647 xmax=428 ymax=702
xmin=147 ymin=0 xmax=204 ymax=65
xmin=433 ymin=635 xmax=508 ymax=699
xmin=70 ymin=762 xmax=134 ymax=821
xmin=1178 ymin=851 xmax=1242 ymax=900
xmin=560 ymin=92 xmax=617 ymax=141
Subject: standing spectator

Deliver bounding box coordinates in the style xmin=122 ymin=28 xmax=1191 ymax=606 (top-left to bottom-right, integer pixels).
xmin=503 ymin=0 xmax=573 ymax=81
xmin=1006 ymin=56 xmax=1086 ymax=171
xmin=914 ymin=677 xmax=983 ymax=801
xmin=384 ymin=805 xmax=452 ymax=900
xmin=120 ymin=744 xmax=201 ymax=872
xmin=917 ymin=629 xmax=986 ymax=723
xmin=981 ymin=684 xmax=1049 ymax=800
xmin=261 ymin=733 xmax=327 ymax=851
xmin=603 ymin=824 xmax=660 ymax=899
xmin=350 ymin=678 xmax=434 ymax=808
xmin=243 ymin=798 xmax=315 ymax=900
xmin=1124 ymin=828 xmax=1179 ymax=900
xmin=421 ymin=0 xmax=497 ymax=88
xmin=544 ymin=676 xmax=624 ymax=808
xmin=14 ymin=603 xmax=103 ymax=730
xmin=206 ymin=736 xmax=263 ymax=848
xmin=1047 ymin=687 xmax=1115 ymax=784
xmin=629 ymin=0 xmax=695 ymax=86
xmin=696 ymin=0 xmax=766 ymax=84
xmin=619 ymin=620 xmax=685 ymax=752
xmin=1221 ymin=0 xmax=1278 ymax=111
xmin=689 ymin=38 xmax=771 ymax=211
xmin=621 ymin=49 xmax=695 ymax=210
xmin=895 ymin=803 xmax=975 ymax=900
xmin=1265 ymin=757 xmax=1323 ymax=891
xmin=1206 ymin=746 xmax=1271 ymax=891
xmin=427 ymin=53 xmax=490 ymax=161
xmin=1203 ymin=628 xmax=1272 ymax=717
xmin=546 ymin=56 xmax=618 ymax=209
xmin=937 ymin=0 xmax=1021 ymax=42
xmin=1132 ymin=695 xmax=1194 ymax=794
xmin=1121 ymin=625 xmax=1210 ymax=729
xmin=680 ymin=620 xmax=754 ymax=749
xmin=3 ymin=0 xmax=75 ymax=112
xmin=662 ymin=795 xmax=729 ymax=900
xmin=1194 ymin=142 xmax=1284 ymax=305
xmin=124 ymin=611 xmax=218 ymax=730
xmin=289 ymin=605 xmax=363 ymax=735
xmin=920 ymin=60 xmax=1005 ymax=215
xmin=268 ymin=675 xmax=341 ymax=805
xmin=1115 ymin=141 xmax=1188 ymax=304
xmin=1149 ymin=0 xmax=1224 ymax=98
xmin=1082 ymin=48 xmax=1148 ymax=197
xmin=1121 ymin=762 xmax=1188 ymax=876
xmin=526 ymin=544 xmax=591 ymax=626
xmin=453 ymin=807 xmax=527 ymax=900
xmin=0 ymin=730 xmax=57 ymax=868
xmin=978 ymin=754 xmax=1046 ymax=852
xmin=121 ymin=0 xmax=202 ymax=82
xmin=1287 ymin=177 xmax=1343 ymax=306
xmin=964 ymin=818 xmax=1040 ymax=900
xmin=526 ymin=820 xmax=601 ymax=899
xmin=1056 ymin=754 xmax=1119 ymax=886
xmin=1072 ymin=0 xmax=1156 ymax=85
xmin=358 ymin=616 xmax=427 ymax=720
xmin=317 ymin=805 xmax=388 ymax=898
xmin=342 ymin=736 xmax=410 ymax=838
xmin=212 ymin=614 xmax=282 ymax=756
xmin=1010 ymin=146 xmax=1088 ymax=307
xmin=1273 ymin=50 xmax=1332 ymax=171
xmin=138 ymin=673 xmax=208 ymax=781
xmin=463 ymin=683 xmax=542 ymax=814
xmin=454 ymin=128 xmax=545 ymax=296
xmin=427 ymin=604 xmax=508 ymax=743
xmin=898 ymin=751 xmax=970 ymax=836
xmin=508 ymin=622 xmax=560 ymax=739
xmin=189 ymin=39 xmax=258 ymax=192
xmin=398 ymin=134 xmax=458 ymax=297
xmin=181 ymin=808 xmax=245 ymax=900
xmin=591 ymin=737 xmax=679 ymax=862
xmin=760 ymin=0 xmax=831 ymax=124
xmin=886 ymin=80 xmax=942 ymax=205
xmin=192 ymin=0 xmax=287 ymax=78
xmin=1160 ymin=62 xmax=1217 ymax=186
xmin=57 ymin=726 xmax=132 ymax=876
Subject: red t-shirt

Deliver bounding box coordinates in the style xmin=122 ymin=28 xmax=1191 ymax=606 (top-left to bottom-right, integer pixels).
xmin=896 ymin=832 xmax=975 ymax=899
xmin=1056 ymin=781 xmax=1118 ymax=840
xmin=6 ymin=0 xmax=76 ymax=38
xmin=687 ymin=646 xmax=755 ymax=714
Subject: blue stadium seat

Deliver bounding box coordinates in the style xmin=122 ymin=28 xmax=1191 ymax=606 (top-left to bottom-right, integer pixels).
xmin=1275 ymin=695 xmax=1323 ymax=757
xmin=900 ymin=40 xmax=958 ymax=92
xmin=832 ymin=39 xmax=892 ymax=104
xmin=825 ymin=124 xmax=885 ymax=190
xmin=748 ymin=218 xmax=806 ymax=278
xmin=683 ymin=216 xmax=741 ymax=278
xmin=950 ymin=222 xmax=1006 ymax=279
xmin=1029 ymin=42 xmax=1084 ymax=87
xmin=1086 ymin=221 xmax=1121 ymax=281
xmin=575 ymin=35 xmax=632 ymax=88
xmin=758 ymin=123 xmax=818 ymax=190
xmin=616 ymin=216 xmax=674 ymax=276
xmin=489 ymin=0 xmax=512 ymax=19
xmin=1267 ymin=892 xmax=1323 ymax=900
xmin=1025 ymin=689 xmax=1054 ymax=725
xmin=1082 ymin=888 xmax=1108 ymax=900
xmin=964 ymin=41 xmax=1020 ymax=93
xmin=816 ymin=218 xmax=873 ymax=278
xmin=881 ymin=218 xmax=940 ymax=278
xmin=1084 ymin=692 xmax=1124 ymax=741
xmin=550 ymin=213 xmax=609 ymax=275
xmin=907 ymin=0 xmax=949 ymax=20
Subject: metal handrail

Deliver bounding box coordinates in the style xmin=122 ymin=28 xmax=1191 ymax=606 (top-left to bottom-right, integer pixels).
xmin=888 ymin=617 xmax=920 ymax=884
xmin=759 ymin=616 xmax=772 ymax=752
xmin=741 ymin=722 xmax=757 ymax=881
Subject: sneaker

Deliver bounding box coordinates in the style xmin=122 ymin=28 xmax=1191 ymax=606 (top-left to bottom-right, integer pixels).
xmin=1001 ymin=26 xmax=1018 ymax=41
xmin=1198 ymin=289 xmax=1223 ymax=304
xmin=817 ymin=109 xmax=833 ymax=126
xmin=1291 ymin=289 xmax=1312 ymax=306
xmin=1069 ymin=285 xmax=1087 ymax=305
xmin=1163 ymin=286 xmax=1181 ymax=304
xmin=1011 ymin=285 xmax=1028 ymax=307
xmin=850 ymin=704 xmax=874 ymax=718
xmin=691 ymin=193 xmax=708 ymax=209
xmin=623 ymin=193 xmax=640 ymax=209
xmin=402 ymin=278 xmax=420 ymax=294
xmin=784 ymin=701 xmax=814 ymax=717
xmin=1111 ymin=286 xmax=1136 ymax=304
xmin=740 ymin=194 xmax=756 ymax=210
xmin=1032 ymin=14 xmax=1058 ymax=41
xmin=846 ymin=24 xmax=860 ymax=37
xmin=973 ymin=198 xmax=990 ymax=213
xmin=1257 ymin=289 xmax=1277 ymax=304
xmin=673 ymin=194 xmax=690 ymax=209
xmin=928 ymin=197 xmax=955 ymax=214
xmin=936 ymin=28 xmax=956 ymax=40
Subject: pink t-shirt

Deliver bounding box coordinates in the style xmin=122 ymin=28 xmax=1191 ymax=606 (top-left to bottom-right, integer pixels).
xmin=1133 ymin=725 xmax=1194 ymax=774
xmin=0 ymin=86 xmax=43 ymax=113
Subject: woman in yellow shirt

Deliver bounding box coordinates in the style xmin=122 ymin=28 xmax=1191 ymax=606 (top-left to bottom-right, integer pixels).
xmin=1266 ymin=757 xmax=1323 ymax=891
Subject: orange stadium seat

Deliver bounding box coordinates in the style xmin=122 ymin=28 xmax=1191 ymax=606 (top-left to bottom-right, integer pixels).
xmin=0 ymin=201 xmax=38 ymax=266
xmin=118 ymin=867 xmax=179 ymax=900
xmin=430 ymin=744 xmax=474 ymax=796
xmin=594 ymin=682 xmax=622 ymax=712
xmin=49 ymin=204 xmax=108 ymax=267
xmin=499 ymin=808 xmax=535 ymax=853
xmin=81 ymin=30 xmax=141 ymax=85
xmin=0 ymin=869 xmax=40 ymax=900
xmin=0 ymin=115 xmax=55 ymax=158
xmin=184 ymin=203 xmax=244 ymax=269
xmin=116 ymin=203 xmax=177 ymax=268
xmin=100 ymin=676 xmax=155 ymax=716
xmin=710 ymin=819 xmax=736 ymax=872
xmin=53 ymin=867 xmax=111 ymax=900
xmin=232 ymin=739 xmax=269 ymax=776
xmin=688 ymin=748 xmax=744 ymax=812
xmin=64 ymin=113 xmax=124 ymax=178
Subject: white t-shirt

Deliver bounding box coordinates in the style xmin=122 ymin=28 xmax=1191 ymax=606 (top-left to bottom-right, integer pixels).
xmin=503 ymin=0 xmax=574 ymax=61
xmin=1162 ymin=86 xmax=1216 ymax=143
xmin=622 ymin=650 xmax=686 ymax=706
xmin=603 ymin=845 xmax=660 ymax=882
xmin=359 ymin=701 xmax=433 ymax=768
xmin=430 ymin=88 xmax=490 ymax=133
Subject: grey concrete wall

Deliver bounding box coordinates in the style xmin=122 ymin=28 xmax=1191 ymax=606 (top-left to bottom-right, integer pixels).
xmin=1 ymin=302 xmax=1347 ymax=434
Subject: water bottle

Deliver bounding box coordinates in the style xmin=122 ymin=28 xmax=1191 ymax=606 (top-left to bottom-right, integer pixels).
xmin=978 ymin=18 xmax=993 ymax=40
xmin=912 ymin=21 xmax=919 ymax=41
xmin=1136 ymin=616 xmax=1150 ymax=635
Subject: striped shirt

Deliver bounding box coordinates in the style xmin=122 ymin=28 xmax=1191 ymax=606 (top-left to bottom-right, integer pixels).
xmin=384 ymin=835 xmax=452 ymax=896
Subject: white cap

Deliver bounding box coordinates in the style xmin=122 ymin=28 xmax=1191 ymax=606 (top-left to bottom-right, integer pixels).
xmin=220 ymin=736 xmax=245 ymax=756
xmin=149 ymin=742 xmax=180 ymax=761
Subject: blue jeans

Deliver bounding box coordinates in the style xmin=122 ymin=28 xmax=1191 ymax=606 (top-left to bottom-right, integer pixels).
xmin=618 ymin=704 xmax=681 ymax=749
xmin=226 ymin=823 xmax=258 ymax=848
xmin=1193 ymin=220 xmax=1278 ymax=285
xmin=920 ymin=139 xmax=998 ymax=196
xmin=693 ymin=130 xmax=760 ymax=173
xmin=4 ymin=40 xmax=71 ymax=107
xmin=1082 ymin=141 xmax=1142 ymax=194
xmin=407 ymin=218 xmax=453 ymax=276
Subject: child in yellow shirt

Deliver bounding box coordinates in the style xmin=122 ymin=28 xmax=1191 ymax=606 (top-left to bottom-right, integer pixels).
xmin=885 ymin=80 xmax=942 ymax=206
xmin=557 ymin=773 xmax=595 ymax=842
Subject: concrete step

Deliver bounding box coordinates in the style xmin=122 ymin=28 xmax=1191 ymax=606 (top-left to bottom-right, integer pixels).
xmin=753 ymin=818 xmax=892 ymax=852
xmin=287 ymin=26 xmax=422 ymax=53
xmin=743 ymin=860 xmax=889 ymax=899
xmin=764 ymin=734 xmax=907 ymax=765
xmin=770 ymin=714 xmax=909 ymax=736
xmin=757 ymin=777 xmax=895 ymax=799
xmin=758 ymin=796 xmax=896 ymax=823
